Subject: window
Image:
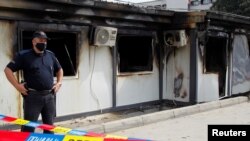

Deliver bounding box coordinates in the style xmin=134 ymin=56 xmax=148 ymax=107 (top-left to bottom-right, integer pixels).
xmin=21 ymin=31 xmax=78 ymax=76
xmin=117 ymin=36 xmax=153 ymax=73
xmin=204 ymin=36 xmax=227 ymax=73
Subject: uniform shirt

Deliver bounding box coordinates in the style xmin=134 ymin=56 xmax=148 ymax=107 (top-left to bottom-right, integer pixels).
xmin=7 ymin=49 xmax=62 ymax=90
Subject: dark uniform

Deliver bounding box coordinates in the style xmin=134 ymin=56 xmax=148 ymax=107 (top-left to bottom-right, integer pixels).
xmin=6 ymin=49 xmax=62 ymax=133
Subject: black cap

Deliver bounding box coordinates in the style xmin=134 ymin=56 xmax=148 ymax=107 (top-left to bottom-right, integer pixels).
xmin=32 ymin=31 xmax=49 ymax=39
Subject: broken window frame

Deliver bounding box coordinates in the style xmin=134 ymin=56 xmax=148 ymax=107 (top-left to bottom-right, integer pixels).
xmin=17 ymin=22 xmax=87 ymax=79
xmin=203 ymin=30 xmax=229 ymax=74
xmin=116 ymin=29 xmax=155 ymax=75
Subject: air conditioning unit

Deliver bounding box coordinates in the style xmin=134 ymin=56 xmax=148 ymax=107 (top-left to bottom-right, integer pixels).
xmin=93 ymin=26 xmax=117 ymax=47
xmin=163 ymin=30 xmax=187 ymax=47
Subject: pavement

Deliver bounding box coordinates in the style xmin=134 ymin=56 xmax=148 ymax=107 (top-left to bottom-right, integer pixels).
xmin=27 ymin=95 xmax=249 ymax=140
xmin=70 ymin=96 xmax=250 ymax=141
xmin=0 ymin=95 xmax=249 ymax=140
xmin=1 ymin=95 xmax=249 ymax=140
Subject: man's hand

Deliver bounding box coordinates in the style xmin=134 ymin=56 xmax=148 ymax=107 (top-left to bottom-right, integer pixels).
xmin=4 ymin=67 xmax=28 ymax=95
xmin=16 ymin=83 xmax=28 ymax=95
xmin=52 ymin=83 xmax=62 ymax=94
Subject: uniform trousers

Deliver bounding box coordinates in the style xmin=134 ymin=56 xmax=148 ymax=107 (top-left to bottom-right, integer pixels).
xmin=21 ymin=91 xmax=55 ymax=134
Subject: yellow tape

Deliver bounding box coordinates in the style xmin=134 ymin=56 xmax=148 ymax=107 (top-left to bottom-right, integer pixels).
xmin=63 ymin=135 xmax=103 ymax=141
xmin=105 ymin=134 xmax=128 ymax=139
xmin=0 ymin=114 xmax=150 ymax=140
xmin=12 ymin=119 xmax=30 ymax=125
xmin=51 ymin=126 xmax=72 ymax=134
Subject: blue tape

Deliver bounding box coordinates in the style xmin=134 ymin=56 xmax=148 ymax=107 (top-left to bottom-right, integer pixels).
xmin=26 ymin=132 xmax=64 ymax=141
xmin=128 ymin=138 xmax=150 ymax=141
xmin=0 ymin=113 xmax=152 ymax=140
xmin=25 ymin=121 xmax=40 ymax=128
xmin=68 ymin=129 xmax=87 ymax=136
xmin=0 ymin=115 xmax=5 ymax=119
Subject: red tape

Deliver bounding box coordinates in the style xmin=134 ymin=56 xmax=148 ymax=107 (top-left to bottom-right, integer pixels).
xmin=0 ymin=114 xmax=151 ymax=141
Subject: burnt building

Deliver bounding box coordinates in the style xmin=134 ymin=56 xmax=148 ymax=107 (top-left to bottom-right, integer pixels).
xmin=0 ymin=0 xmax=249 ymax=126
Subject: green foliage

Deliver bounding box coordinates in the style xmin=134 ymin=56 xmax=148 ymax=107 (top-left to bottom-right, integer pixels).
xmin=211 ymin=0 xmax=250 ymax=16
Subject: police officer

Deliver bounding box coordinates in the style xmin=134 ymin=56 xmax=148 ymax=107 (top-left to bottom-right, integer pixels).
xmin=4 ymin=31 xmax=63 ymax=133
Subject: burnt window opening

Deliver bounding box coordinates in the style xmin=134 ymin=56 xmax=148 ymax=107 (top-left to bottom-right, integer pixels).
xmin=205 ymin=36 xmax=227 ymax=73
xmin=21 ymin=31 xmax=77 ymax=76
xmin=204 ymin=36 xmax=228 ymax=96
xmin=117 ymin=36 xmax=153 ymax=73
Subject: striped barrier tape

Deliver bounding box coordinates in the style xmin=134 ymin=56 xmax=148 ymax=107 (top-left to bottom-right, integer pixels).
xmin=0 ymin=114 xmax=151 ymax=141
xmin=0 ymin=130 xmax=103 ymax=141
xmin=0 ymin=130 xmax=145 ymax=141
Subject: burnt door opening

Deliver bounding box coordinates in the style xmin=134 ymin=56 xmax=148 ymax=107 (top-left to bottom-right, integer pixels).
xmin=205 ymin=36 xmax=228 ymax=97
xmin=117 ymin=36 xmax=153 ymax=73
xmin=21 ymin=31 xmax=77 ymax=76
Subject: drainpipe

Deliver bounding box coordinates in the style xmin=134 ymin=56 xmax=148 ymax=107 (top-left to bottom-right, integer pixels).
xmin=227 ymin=33 xmax=233 ymax=97
xmin=159 ymin=40 xmax=164 ymax=104
xmin=224 ymin=35 xmax=230 ymax=97
xmin=189 ymin=28 xmax=198 ymax=104
xmin=112 ymin=44 xmax=117 ymax=108
xmin=188 ymin=0 xmax=191 ymax=11
xmin=156 ymin=32 xmax=164 ymax=107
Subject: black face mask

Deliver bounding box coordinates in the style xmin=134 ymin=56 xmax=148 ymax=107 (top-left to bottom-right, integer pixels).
xmin=36 ymin=43 xmax=47 ymax=51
